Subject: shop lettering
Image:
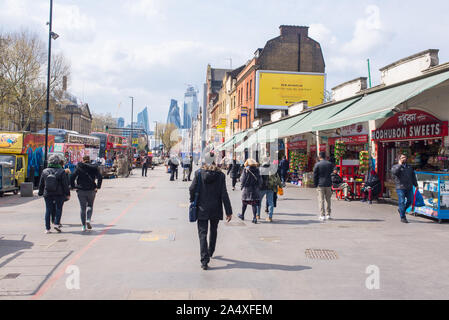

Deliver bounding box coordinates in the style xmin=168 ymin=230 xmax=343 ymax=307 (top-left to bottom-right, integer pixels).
xmin=373 ymin=123 xmax=442 ymax=141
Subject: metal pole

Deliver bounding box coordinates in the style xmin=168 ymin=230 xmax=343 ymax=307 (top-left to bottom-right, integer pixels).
xmin=367 ymin=59 xmax=372 ymax=88
xmin=44 ymin=0 xmax=53 ymax=168
xmin=129 ymin=96 xmax=134 ymax=147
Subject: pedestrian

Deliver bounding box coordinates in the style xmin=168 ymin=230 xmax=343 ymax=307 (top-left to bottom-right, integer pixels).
xmin=182 ymin=156 xmax=191 ymax=181
xmin=361 ymin=170 xmax=381 ymax=204
xmin=142 ymin=155 xmax=148 ymax=177
xmin=313 ymin=152 xmax=334 ymax=221
xmin=189 ymin=154 xmax=232 ymax=270
xmin=70 ymin=155 xmax=103 ymax=232
xmin=257 ymin=158 xmax=283 ymax=222
xmin=38 ymin=155 xmax=71 ymax=234
xmin=391 ymin=153 xmax=418 ymax=223
xmin=188 ymin=156 xmax=193 ymax=181
xmin=168 ymin=156 xmax=179 ymax=181
xmin=238 ymin=159 xmax=262 ymax=224
xmin=227 ymin=157 xmax=241 ymax=191
xmin=331 ymin=168 xmax=351 ymax=201
xmin=279 ymin=156 xmax=289 ymax=186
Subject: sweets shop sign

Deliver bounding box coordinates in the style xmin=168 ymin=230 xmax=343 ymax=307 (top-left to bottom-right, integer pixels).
xmin=372 ymin=110 xmax=448 ymax=142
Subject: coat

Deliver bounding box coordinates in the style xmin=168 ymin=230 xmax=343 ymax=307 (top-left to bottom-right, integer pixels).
xmin=189 ymin=168 xmax=232 ymax=220
xmin=313 ymin=160 xmax=334 ymax=188
xmin=227 ymin=161 xmax=242 ymax=179
xmin=391 ymin=164 xmax=417 ymax=190
xmin=38 ymin=166 xmax=70 ymax=198
xmin=240 ymin=166 xmax=262 ymax=201
xmin=365 ymin=172 xmax=381 ymax=196
xmin=70 ymin=162 xmax=103 ymax=191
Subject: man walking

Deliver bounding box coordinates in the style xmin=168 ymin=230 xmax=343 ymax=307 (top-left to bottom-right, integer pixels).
xmin=313 ymin=152 xmax=334 ymax=221
xmin=391 ymin=153 xmax=418 ymax=223
xmin=168 ymin=156 xmax=179 ymax=181
xmin=279 ymin=156 xmax=289 ymax=186
xmin=70 ymin=155 xmax=103 ymax=231
xmin=182 ymin=156 xmax=191 ymax=181
xmin=142 ymin=155 xmax=148 ymax=177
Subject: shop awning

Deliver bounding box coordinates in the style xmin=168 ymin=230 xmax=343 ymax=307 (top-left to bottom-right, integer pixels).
xmin=313 ymin=70 xmax=449 ymax=131
xmin=279 ymin=98 xmax=360 ymax=138
xmin=215 ymin=129 xmax=254 ymax=151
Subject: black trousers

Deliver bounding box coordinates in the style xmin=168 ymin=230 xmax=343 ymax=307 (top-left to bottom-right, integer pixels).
xmin=232 ymin=177 xmax=238 ymax=188
xmin=197 ymin=219 xmax=219 ymax=266
xmin=142 ymin=165 xmax=148 ymax=176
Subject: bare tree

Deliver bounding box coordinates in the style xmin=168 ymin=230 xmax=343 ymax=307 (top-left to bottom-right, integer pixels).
xmin=91 ymin=112 xmax=117 ymax=132
xmin=157 ymin=123 xmax=180 ymax=154
xmin=0 ymin=30 xmax=71 ymax=131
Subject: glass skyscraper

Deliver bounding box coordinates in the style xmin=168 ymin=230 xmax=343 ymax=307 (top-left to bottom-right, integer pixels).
xmin=182 ymin=86 xmax=199 ymax=129
xmin=167 ymin=99 xmax=182 ymax=128
xmin=137 ymin=107 xmax=149 ymax=133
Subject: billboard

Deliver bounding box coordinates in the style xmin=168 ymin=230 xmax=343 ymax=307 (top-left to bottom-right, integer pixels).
xmin=256 ymin=70 xmax=326 ymax=110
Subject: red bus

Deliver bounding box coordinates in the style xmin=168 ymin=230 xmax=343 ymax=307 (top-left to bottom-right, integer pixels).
xmin=91 ymin=132 xmax=129 ymax=161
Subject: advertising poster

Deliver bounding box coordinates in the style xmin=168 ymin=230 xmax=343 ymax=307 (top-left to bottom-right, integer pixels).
xmin=256 ymin=71 xmax=325 ymax=110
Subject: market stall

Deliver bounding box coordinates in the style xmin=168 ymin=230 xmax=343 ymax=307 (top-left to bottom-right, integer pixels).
xmin=373 ymin=109 xmax=449 ymax=200
xmin=286 ymin=140 xmax=308 ymax=186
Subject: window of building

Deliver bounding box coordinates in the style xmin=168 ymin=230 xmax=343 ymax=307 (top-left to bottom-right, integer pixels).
xmin=246 ymin=82 xmax=249 ymax=101
xmin=249 ymin=80 xmax=252 ymax=99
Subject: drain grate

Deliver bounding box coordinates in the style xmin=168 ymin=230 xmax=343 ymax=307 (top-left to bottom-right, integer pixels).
xmin=2 ymin=273 xmax=20 ymax=280
xmin=305 ymin=249 xmax=338 ymax=260
xmin=57 ymin=239 xmax=67 ymax=242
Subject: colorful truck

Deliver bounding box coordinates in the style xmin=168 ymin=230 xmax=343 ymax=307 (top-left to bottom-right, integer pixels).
xmin=0 ymin=132 xmax=55 ymax=188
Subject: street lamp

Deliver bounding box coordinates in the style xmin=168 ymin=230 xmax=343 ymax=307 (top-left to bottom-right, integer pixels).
xmin=129 ymin=96 xmax=134 ymax=148
xmin=44 ymin=0 xmax=57 ymax=168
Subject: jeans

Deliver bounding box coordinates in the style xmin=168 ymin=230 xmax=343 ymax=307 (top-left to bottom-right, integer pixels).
xmin=197 ymin=219 xmax=219 ymax=266
xmin=44 ymin=195 xmax=65 ymax=231
xmin=257 ymin=190 xmax=274 ymax=218
xmin=396 ymin=188 xmax=414 ymax=219
xmin=77 ymin=190 xmax=97 ymax=226
xmin=142 ymin=165 xmax=148 ymax=176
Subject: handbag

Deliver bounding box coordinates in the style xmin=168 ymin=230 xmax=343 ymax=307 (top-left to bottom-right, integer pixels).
xmin=278 ymin=187 xmax=284 ymax=196
xmin=189 ymin=170 xmax=201 ymax=222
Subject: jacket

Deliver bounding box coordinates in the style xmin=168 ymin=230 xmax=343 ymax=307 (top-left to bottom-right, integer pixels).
xmin=259 ymin=163 xmax=283 ymax=191
xmin=279 ymin=159 xmax=289 ymax=172
xmin=189 ymin=168 xmax=232 ymax=220
xmin=38 ymin=166 xmax=70 ymax=198
xmin=391 ymin=164 xmax=418 ymax=190
xmin=70 ymin=162 xmax=103 ymax=191
xmin=313 ymin=160 xmax=334 ymax=188
xmin=365 ymin=172 xmax=381 ymax=196
xmin=331 ymin=172 xmax=344 ymax=188
xmin=240 ymin=166 xmax=262 ymax=201
xmin=227 ymin=161 xmax=242 ymax=179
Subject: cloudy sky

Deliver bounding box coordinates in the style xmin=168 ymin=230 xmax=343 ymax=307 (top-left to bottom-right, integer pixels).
xmin=1 ymin=0 xmax=448 ymax=130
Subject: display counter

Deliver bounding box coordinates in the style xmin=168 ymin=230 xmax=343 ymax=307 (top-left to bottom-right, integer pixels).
xmin=412 ymin=171 xmax=449 ymax=223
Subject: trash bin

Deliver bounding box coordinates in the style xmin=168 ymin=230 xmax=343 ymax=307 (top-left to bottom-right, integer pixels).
xmin=20 ymin=182 xmax=34 ymax=197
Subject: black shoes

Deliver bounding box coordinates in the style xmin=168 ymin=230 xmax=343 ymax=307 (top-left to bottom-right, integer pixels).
xmin=201 ymin=264 xmax=208 ymax=270
xmin=238 ymin=214 xmax=244 ymax=220
xmin=252 ymin=218 xmax=257 ymax=224
xmin=401 ymin=218 xmax=409 ymax=223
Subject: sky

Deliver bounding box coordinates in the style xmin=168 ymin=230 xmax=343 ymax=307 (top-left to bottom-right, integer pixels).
xmin=1 ymin=0 xmax=449 ymax=130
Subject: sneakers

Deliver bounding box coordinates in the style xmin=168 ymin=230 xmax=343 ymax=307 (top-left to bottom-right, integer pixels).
xmin=401 ymin=218 xmax=409 ymax=223
xmin=201 ymin=264 xmax=208 ymax=270
xmin=54 ymin=226 xmax=61 ymax=233
xmin=82 ymin=225 xmax=87 ymax=232
xmin=252 ymin=218 xmax=258 ymax=224
xmin=86 ymin=221 xmax=92 ymax=230
xmin=319 ymin=216 xmax=326 ymax=221
xmin=325 ymin=215 xmax=332 ymax=221
xmin=266 ymin=217 xmax=273 ymax=222
xmin=45 ymin=230 xmax=51 ymax=234
xmin=256 ymin=215 xmax=261 ymax=220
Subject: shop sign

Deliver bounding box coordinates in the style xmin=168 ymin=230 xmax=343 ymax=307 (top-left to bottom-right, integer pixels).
xmin=287 ymin=140 xmax=307 ymax=150
xmin=241 ymin=107 xmax=248 ymax=117
xmin=328 ymin=135 xmax=369 ymax=145
xmin=372 ymin=109 xmax=448 ymax=142
xmin=337 ymin=124 xmax=368 ymax=136
xmin=310 ymin=144 xmax=326 ymax=152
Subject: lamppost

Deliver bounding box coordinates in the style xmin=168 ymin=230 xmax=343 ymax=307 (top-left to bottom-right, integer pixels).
xmin=129 ymin=96 xmax=134 ymax=148
xmin=44 ymin=0 xmax=59 ymax=168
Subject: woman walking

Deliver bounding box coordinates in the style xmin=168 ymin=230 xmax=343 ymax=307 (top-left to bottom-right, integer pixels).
xmin=189 ymin=154 xmax=232 ymax=270
xmin=238 ymin=159 xmax=262 ymax=224
xmin=38 ymin=155 xmax=71 ymax=234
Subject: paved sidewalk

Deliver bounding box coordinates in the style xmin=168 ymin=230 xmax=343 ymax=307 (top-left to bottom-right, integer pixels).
xmin=0 ymin=166 xmax=448 ymax=300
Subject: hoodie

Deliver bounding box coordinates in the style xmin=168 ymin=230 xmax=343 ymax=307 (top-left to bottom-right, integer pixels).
xmin=70 ymin=162 xmax=103 ymax=191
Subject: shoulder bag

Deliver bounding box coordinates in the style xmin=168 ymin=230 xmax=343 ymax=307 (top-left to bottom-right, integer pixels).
xmin=189 ymin=170 xmax=201 ymax=222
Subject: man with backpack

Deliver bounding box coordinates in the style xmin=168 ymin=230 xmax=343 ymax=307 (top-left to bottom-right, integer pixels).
xmin=70 ymin=155 xmax=103 ymax=232
xmin=257 ymin=158 xmax=283 ymax=222
xmin=38 ymin=155 xmax=71 ymax=234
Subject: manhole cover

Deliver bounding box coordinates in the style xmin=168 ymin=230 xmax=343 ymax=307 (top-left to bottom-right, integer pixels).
xmin=2 ymin=273 xmax=20 ymax=279
xmin=305 ymin=249 xmax=338 ymax=260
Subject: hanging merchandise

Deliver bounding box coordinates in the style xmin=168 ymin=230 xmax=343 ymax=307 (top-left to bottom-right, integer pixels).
xmin=359 ymin=151 xmax=369 ymax=174
xmin=335 ymin=140 xmax=346 ymax=162
xmin=298 ymin=153 xmax=308 ymax=171
xmin=289 ymin=151 xmax=299 ymax=173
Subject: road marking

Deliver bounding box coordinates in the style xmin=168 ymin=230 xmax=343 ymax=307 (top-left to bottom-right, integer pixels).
xmin=31 ymin=176 xmax=162 ymax=300
xmin=140 ymin=230 xmax=176 ymax=242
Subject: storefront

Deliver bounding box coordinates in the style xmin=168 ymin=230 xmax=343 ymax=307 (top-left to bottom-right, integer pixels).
xmin=372 ymin=109 xmax=449 ymax=200
xmin=286 ymin=139 xmax=308 ymax=186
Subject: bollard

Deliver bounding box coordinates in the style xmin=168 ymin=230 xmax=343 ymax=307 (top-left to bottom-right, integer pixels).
xmin=20 ymin=182 xmax=34 ymax=197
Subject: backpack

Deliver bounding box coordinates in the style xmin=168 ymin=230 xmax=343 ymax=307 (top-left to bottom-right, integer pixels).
xmin=45 ymin=169 xmax=60 ymax=193
xmin=268 ymin=174 xmax=279 ymax=190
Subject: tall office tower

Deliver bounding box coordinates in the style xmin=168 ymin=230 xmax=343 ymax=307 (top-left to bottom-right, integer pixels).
xmin=137 ymin=107 xmax=150 ymax=133
xmin=182 ymin=85 xmax=199 ymax=129
xmin=166 ymin=99 xmax=182 ymax=128
xmin=117 ymin=117 xmax=125 ymax=128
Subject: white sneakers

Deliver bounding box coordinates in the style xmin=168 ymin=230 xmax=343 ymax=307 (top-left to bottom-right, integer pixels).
xmin=319 ymin=215 xmax=332 ymax=221
xmin=319 ymin=216 xmax=326 ymax=221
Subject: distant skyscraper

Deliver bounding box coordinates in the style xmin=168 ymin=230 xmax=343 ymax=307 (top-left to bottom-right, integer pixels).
xmin=167 ymin=99 xmax=182 ymax=128
xmin=137 ymin=107 xmax=150 ymax=133
xmin=182 ymin=86 xmax=199 ymax=129
xmin=117 ymin=117 xmax=125 ymax=128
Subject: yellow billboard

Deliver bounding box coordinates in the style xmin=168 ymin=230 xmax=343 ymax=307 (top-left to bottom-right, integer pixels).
xmin=0 ymin=132 xmax=24 ymax=154
xmin=256 ymin=71 xmax=325 ymax=109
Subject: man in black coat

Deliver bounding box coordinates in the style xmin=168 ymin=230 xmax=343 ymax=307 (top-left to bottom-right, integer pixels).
xmin=189 ymin=160 xmax=232 ymax=270
xmin=313 ymin=152 xmax=334 ymax=221
xmin=391 ymin=153 xmax=418 ymax=223
xmin=70 ymin=156 xmax=103 ymax=231
xmin=227 ymin=158 xmax=241 ymax=191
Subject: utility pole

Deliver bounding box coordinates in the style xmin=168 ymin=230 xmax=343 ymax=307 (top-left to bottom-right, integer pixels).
xmin=367 ymin=59 xmax=372 ymax=88
xmin=129 ymin=96 xmax=134 ymax=148
xmin=44 ymin=0 xmax=54 ymax=168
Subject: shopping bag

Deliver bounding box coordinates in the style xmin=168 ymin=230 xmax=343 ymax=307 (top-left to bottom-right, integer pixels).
xmin=414 ymin=189 xmax=425 ymax=207
xmin=278 ymin=187 xmax=284 ymax=196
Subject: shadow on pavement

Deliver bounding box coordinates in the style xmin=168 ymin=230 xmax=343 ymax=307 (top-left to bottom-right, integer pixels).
xmin=279 ymin=198 xmax=312 ymax=201
xmin=268 ymin=219 xmax=321 ymax=225
xmin=332 ymin=218 xmax=384 ymax=222
xmin=0 ymin=238 xmax=33 ymax=262
xmin=211 ymin=256 xmax=312 ymax=272
xmin=58 ymin=227 xmax=144 ymax=236
xmin=274 ymin=212 xmax=316 ymax=217
xmin=0 ymin=195 xmax=38 ymax=208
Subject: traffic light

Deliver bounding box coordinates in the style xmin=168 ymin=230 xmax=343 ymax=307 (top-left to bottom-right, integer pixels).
xmin=105 ymin=125 xmax=109 ymax=132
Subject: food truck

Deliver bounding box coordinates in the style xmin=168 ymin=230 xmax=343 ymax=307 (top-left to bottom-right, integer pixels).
xmin=0 ymin=162 xmax=17 ymax=196
xmin=0 ymin=132 xmax=55 ymax=187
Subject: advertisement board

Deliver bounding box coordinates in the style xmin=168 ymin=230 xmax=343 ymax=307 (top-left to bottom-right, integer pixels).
xmin=256 ymin=70 xmax=326 ymax=110
xmin=0 ymin=133 xmax=24 ymax=154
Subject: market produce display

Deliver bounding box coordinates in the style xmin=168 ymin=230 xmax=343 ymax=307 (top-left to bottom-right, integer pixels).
xmin=359 ymin=150 xmax=369 ymax=174
xmin=334 ymin=140 xmax=346 ymax=162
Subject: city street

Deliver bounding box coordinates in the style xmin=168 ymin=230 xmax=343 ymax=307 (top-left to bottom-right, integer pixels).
xmin=0 ymin=165 xmax=449 ymax=300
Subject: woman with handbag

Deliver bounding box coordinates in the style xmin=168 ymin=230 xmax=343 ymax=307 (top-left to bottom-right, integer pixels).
xmin=238 ymin=159 xmax=262 ymax=224
xmin=189 ymin=154 xmax=232 ymax=270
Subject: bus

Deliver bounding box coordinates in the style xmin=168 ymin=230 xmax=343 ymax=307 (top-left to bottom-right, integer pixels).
xmin=90 ymin=132 xmax=129 ymax=162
